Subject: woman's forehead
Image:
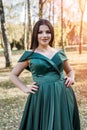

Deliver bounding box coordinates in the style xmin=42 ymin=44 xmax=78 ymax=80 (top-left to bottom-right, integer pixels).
xmin=39 ymin=25 xmax=50 ymax=30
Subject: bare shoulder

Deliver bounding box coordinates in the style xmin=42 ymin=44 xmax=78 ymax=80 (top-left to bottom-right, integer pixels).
xmin=52 ymin=47 xmax=61 ymax=52
xmin=55 ymin=48 xmax=62 ymax=51
xmin=26 ymin=49 xmax=33 ymax=52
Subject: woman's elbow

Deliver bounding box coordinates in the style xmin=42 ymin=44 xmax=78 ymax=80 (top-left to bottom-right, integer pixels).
xmin=9 ymin=71 xmax=18 ymax=81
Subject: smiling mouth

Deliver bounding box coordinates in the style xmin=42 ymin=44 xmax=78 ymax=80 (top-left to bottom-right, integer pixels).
xmin=42 ymin=39 xmax=49 ymax=41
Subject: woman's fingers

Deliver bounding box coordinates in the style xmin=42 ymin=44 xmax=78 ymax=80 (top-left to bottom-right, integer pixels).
xmin=26 ymin=84 xmax=39 ymax=94
xmin=29 ymin=90 xmax=36 ymax=94
xmin=32 ymin=86 xmax=39 ymax=91
xmin=32 ymin=84 xmax=39 ymax=89
xmin=65 ymin=77 xmax=74 ymax=87
xmin=32 ymin=82 xmax=37 ymax=85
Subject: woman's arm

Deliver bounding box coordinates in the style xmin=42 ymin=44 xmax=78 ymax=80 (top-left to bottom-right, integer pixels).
xmin=9 ymin=61 xmax=38 ymax=94
xmin=64 ymin=60 xmax=75 ymax=87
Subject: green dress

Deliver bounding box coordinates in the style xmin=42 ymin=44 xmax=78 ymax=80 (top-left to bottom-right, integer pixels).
xmin=18 ymin=50 xmax=80 ymax=130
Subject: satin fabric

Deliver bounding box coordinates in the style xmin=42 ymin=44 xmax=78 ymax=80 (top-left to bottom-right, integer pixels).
xmin=18 ymin=50 xmax=80 ymax=130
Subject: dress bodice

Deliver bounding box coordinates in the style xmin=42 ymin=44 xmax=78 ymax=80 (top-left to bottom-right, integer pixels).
xmin=18 ymin=50 xmax=67 ymax=81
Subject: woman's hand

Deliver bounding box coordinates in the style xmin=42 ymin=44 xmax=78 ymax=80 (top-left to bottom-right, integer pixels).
xmin=64 ymin=76 xmax=74 ymax=87
xmin=64 ymin=60 xmax=75 ymax=88
xmin=24 ymin=82 xmax=39 ymax=94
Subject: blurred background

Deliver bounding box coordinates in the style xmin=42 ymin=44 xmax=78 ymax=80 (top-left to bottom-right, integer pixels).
xmin=0 ymin=0 xmax=87 ymax=130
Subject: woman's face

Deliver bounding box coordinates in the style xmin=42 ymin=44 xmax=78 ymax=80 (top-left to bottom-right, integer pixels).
xmin=37 ymin=25 xmax=51 ymax=46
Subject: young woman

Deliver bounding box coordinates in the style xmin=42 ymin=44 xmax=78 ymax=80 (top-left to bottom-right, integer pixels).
xmin=10 ymin=19 xmax=80 ymax=130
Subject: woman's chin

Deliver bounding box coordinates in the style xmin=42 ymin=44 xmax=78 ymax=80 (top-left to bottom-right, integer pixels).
xmin=39 ymin=42 xmax=50 ymax=46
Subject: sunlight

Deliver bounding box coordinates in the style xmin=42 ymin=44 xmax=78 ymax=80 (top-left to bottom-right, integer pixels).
xmin=64 ymin=0 xmax=73 ymax=6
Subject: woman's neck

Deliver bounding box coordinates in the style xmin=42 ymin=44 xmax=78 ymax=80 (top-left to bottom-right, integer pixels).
xmin=36 ymin=45 xmax=51 ymax=52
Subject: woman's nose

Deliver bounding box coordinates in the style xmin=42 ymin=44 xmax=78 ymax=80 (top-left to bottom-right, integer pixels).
xmin=43 ymin=32 xmax=47 ymax=37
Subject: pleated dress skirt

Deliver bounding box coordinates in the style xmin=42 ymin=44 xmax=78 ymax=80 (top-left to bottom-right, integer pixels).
xmin=18 ymin=50 xmax=80 ymax=130
xmin=19 ymin=76 xmax=80 ymax=130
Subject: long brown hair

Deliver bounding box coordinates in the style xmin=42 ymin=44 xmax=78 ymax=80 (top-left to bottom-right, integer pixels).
xmin=30 ymin=19 xmax=54 ymax=50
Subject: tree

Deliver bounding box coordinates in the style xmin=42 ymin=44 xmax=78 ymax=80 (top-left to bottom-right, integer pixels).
xmin=24 ymin=0 xmax=27 ymax=50
xmin=26 ymin=0 xmax=32 ymax=49
xmin=78 ymin=0 xmax=87 ymax=54
xmin=0 ymin=0 xmax=12 ymax=67
xmin=48 ymin=0 xmax=52 ymax=21
xmin=23 ymin=0 xmax=32 ymax=50
xmin=61 ymin=0 xmax=64 ymax=50
xmin=52 ymin=0 xmax=54 ymax=26
xmin=39 ymin=0 xmax=47 ymax=19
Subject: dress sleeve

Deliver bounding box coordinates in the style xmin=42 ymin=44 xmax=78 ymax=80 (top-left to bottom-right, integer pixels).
xmin=59 ymin=50 xmax=68 ymax=61
xmin=18 ymin=51 xmax=29 ymax=62
xmin=18 ymin=51 xmax=31 ymax=71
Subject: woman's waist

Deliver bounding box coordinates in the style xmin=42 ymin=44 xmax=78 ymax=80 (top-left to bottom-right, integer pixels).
xmin=33 ymin=74 xmax=64 ymax=83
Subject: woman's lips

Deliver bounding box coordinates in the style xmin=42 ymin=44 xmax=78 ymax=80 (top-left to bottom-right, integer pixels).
xmin=42 ymin=39 xmax=49 ymax=42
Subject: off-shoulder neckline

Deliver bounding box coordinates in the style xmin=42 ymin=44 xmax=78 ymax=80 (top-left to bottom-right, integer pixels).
xmin=26 ymin=49 xmax=62 ymax=60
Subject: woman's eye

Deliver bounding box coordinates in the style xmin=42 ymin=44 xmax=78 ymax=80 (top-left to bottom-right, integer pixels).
xmin=38 ymin=31 xmax=42 ymax=34
xmin=46 ymin=31 xmax=51 ymax=34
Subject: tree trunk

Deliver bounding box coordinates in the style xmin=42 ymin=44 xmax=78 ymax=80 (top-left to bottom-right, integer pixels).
xmin=48 ymin=0 xmax=51 ymax=21
xmin=39 ymin=0 xmax=43 ymax=19
xmin=24 ymin=0 xmax=27 ymax=50
xmin=39 ymin=0 xmax=47 ymax=19
xmin=52 ymin=0 xmax=54 ymax=26
xmin=79 ymin=13 xmax=83 ymax=54
xmin=27 ymin=0 xmax=32 ymax=49
xmin=78 ymin=0 xmax=86 ymax=54
xmin=0 ymin=0 xmax=12 ymax=67
xmin=61 ymin=0 xmax=64 ymax=50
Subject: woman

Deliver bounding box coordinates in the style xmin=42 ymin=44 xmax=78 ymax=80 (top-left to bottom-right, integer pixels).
xmin=10 ymin=19 xmax=80 ymax=130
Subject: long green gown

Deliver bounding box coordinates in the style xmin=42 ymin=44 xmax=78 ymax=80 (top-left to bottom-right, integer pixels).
xmin=18 ymin=50 xmax=80 ymax=130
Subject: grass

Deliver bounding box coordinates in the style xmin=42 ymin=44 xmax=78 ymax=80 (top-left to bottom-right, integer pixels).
xmin=0 ymin=75 xmax=32 ymax=130
xmin=0 ymin=50 xmax=87 ymax=130
xmin=0 ymin=96 xmax=26 ymax=130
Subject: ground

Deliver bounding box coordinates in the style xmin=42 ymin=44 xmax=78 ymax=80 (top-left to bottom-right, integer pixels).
xmin=0 ymin=50 xmax=87 ymax=130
